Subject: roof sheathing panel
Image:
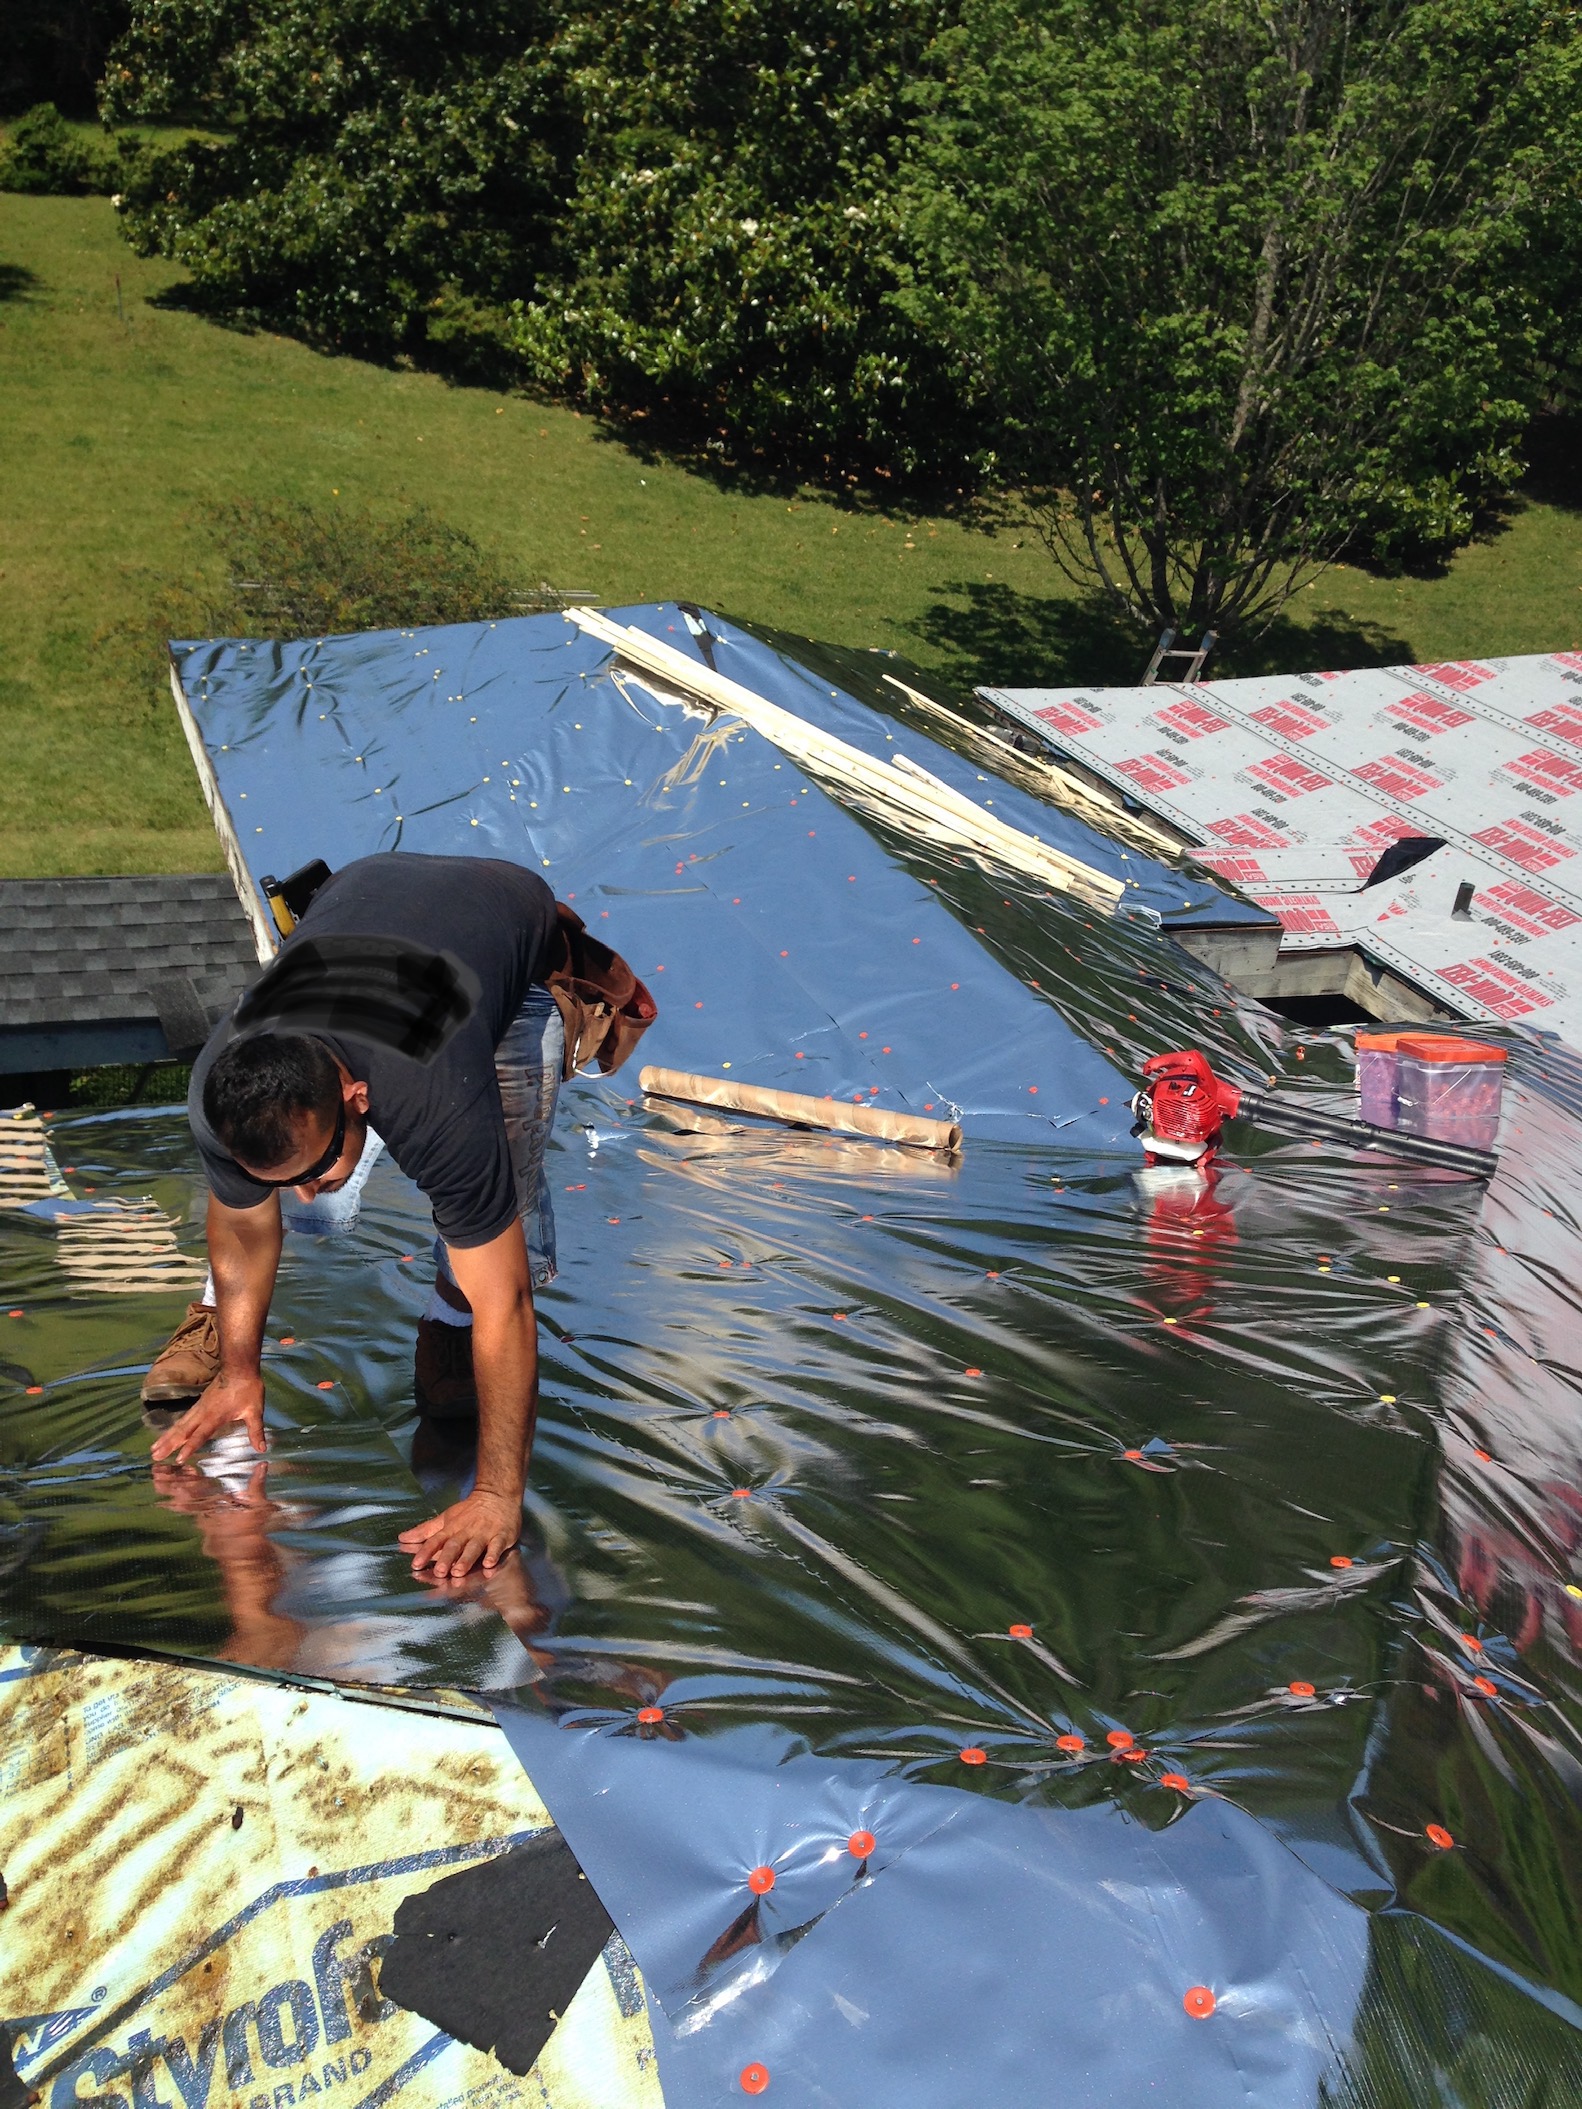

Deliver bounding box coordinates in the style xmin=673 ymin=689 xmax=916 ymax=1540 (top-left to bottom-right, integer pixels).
xmin=985 ymin=653 xmax=1582 ymax=1039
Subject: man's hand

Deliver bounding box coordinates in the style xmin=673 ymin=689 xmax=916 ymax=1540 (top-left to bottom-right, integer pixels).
xmin=399 ymin=1488 xmax=521 ymax=1579
xmin=149 ymin=1370 xmax=266 ymax=1465
xmin=149 ymin=1192 xmax=280 ymax=1469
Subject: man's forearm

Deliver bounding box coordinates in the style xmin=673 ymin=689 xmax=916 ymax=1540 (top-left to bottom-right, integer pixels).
xmin=207 ymin=1193 xmax=283 ymax=1375
xmin=469 ymin=1289 xmax=539 ymax=1506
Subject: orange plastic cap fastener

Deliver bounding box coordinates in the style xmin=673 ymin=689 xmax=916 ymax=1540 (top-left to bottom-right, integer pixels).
xmin=1289 ymin=1681 xmax=1316 ymax=1698
xmin=1106 ymin=1729 xmax=1134 ymax=1750
xmin=740 ymin=2064 xmax=770 ymax=2096
xmin=1330 ymin=1555 xmax=1353 ymax=1569
xmin=1184 ymin=1987 xmax=1216 ymax=2019
xmin=1426 ymin=1823 xmax=1455 ymax=1850
xmin=1008 ymin=1623 xmax=1033 ymax=1639
xmin=747 ymin=1866 xmax=776 ymax=1895
xmin=636 ymin=1706 xmax=664 ymax=1725
xmin=847 ymin=1830 xmax=876 ymax=1858
xmin=1055 ymin=1733 xmax=1085 ymax=1753
xmin=1473 ymin=1676 xmax=1497 ymax=1697
xmin=1160 ymin=1773 xmax=1191 ymax=1792
xmin=959 ymin=1747 xmax=987 ymax=1765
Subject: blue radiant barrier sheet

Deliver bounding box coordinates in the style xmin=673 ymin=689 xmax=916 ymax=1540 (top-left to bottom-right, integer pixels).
xmin=2 ymin=609 xmax=1579 ymax=2104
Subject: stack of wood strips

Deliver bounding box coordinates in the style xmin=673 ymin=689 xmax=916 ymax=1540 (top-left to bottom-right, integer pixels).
xmin=567 ymin=608 xmax=1126 ymax=911
xmin=0 ymin=1105 xmax=71 ymax=1210
xmin=53 ymin=1198 xmax=205 ymax=1296
xmin=879 ymin=675 xmax=1185 ymax=860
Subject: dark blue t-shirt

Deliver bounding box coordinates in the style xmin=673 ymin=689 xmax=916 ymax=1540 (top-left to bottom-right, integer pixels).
xmin=190 ymin=853 xmax=556 ymax=1247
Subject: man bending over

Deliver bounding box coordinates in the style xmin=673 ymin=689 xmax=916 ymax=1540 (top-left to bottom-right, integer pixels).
xmin=143 ymin=852 xmax=628 ymax=1581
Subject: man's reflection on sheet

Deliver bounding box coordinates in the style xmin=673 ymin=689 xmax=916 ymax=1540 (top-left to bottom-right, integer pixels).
xmin=147 ymin=1412 xmax=548 ymax=1682
xmin=412 ymin=1411 xmax=677 ymax=1722
xmin=141 ymin=1405 xmax=672 ymax=1698
xmin=150 ymin=1441 xmax=306 ymax=1671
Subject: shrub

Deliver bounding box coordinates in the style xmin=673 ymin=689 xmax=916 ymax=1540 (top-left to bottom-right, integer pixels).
xmin=101 ymin=500 xmax=565 ymax=712
xmin=185 ymin=499 xmax=547 ymax=637
xmin=102 ymin=0 xmax=978 ymax=486
xmin=0 ymin=101 xmax=115 ymax=194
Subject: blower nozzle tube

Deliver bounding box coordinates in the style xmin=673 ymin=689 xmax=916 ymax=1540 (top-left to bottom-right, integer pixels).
xmin=1232 ymin=1086 xmax=1498 ymax=1178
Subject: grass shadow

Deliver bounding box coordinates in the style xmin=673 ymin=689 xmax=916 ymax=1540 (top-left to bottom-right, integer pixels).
xmin=1217 ymin=607 xmax=1416 ymax=678
xmin=912 ymin=578 xmax=1416 ymax=690
xmin=1519 ymin=411 xmax=1582 ymax=516
xmin=0 ymin=262 xmax=42 ymax=303
xmin=585 ymin=405 xmax=989 ymax=513
xmin=911 ymin=580 xmax=1159 ymax=689
xmin=144 ymin=279 xmax=263 ymax=332
xmin=582 ymin=395 xmax=1009 ymax=520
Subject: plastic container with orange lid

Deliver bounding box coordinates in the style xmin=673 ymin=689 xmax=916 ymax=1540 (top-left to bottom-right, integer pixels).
xmin=1396 ymin=1034 xmax=1508 ymax=1153
xmin=1354 ymin=1030 xmax=1413 ymax=1130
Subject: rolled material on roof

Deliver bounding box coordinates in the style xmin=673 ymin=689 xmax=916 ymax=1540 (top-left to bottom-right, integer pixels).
xmin=639 ymin=1064 xmax=963 ymax=1151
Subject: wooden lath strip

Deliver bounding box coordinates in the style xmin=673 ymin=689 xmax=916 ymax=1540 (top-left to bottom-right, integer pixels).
xmin=567 ymin=609 xmax=1126 ymax=910
xmin=879 ymin=675 xmax=1185 ymax=860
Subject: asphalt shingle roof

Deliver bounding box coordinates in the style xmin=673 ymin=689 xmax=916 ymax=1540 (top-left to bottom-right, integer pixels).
xmin=0 ymin=876 xmax=257 ymax=1032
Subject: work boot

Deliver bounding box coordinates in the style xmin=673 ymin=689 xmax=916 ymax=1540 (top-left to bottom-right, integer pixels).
xmin=141 ymin=1300 xmax=221 ymax=1406
xmin=414 ymin=1317 xmax=478 ymax=1420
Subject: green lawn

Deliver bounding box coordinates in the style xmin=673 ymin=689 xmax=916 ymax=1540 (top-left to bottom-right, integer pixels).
xmin=3 ymin=192 xmax=1581 ymax=878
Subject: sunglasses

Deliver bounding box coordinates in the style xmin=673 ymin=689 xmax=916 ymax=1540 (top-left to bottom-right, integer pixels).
xmin=246 ymin=1096 xmax=349 ymax=1189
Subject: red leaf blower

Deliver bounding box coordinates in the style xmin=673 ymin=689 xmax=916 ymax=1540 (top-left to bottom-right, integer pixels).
xmin=1129 ymin=1051 xmax=1242 ymax=1166
xmin=1130 ymin=1049 xmax=1497 ymax=1178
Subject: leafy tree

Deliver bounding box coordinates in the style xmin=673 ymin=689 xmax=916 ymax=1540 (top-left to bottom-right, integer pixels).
xmin=103 ymin=2 xmax=573 ymax=358
xmin=102 ymin=0 xmax=974 ymax=481
xmin=897 ymin=0 xmax=1582 ymax=638
xmin=509 ymin=0 xmax=973 ymax=480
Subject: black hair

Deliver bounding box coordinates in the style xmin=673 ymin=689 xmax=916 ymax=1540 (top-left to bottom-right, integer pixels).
xmin=203 ymin=1032 xmax=342 ymax=1170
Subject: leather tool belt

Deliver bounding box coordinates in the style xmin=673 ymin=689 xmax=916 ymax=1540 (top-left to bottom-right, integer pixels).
xmin=544 ymin=902 xmax=658 ymax=1079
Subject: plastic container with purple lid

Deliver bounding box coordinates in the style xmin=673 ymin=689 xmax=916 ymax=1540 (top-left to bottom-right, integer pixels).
xmin=1354 ymin=1030 xmax=1411 ymax=1130
xmin=1395 ymin=1034 xmax=1509 ymax=1153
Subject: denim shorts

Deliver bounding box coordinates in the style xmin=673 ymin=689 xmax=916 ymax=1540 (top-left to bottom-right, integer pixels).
xmin=281 ymin=983 xmax=564 ymax=1289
